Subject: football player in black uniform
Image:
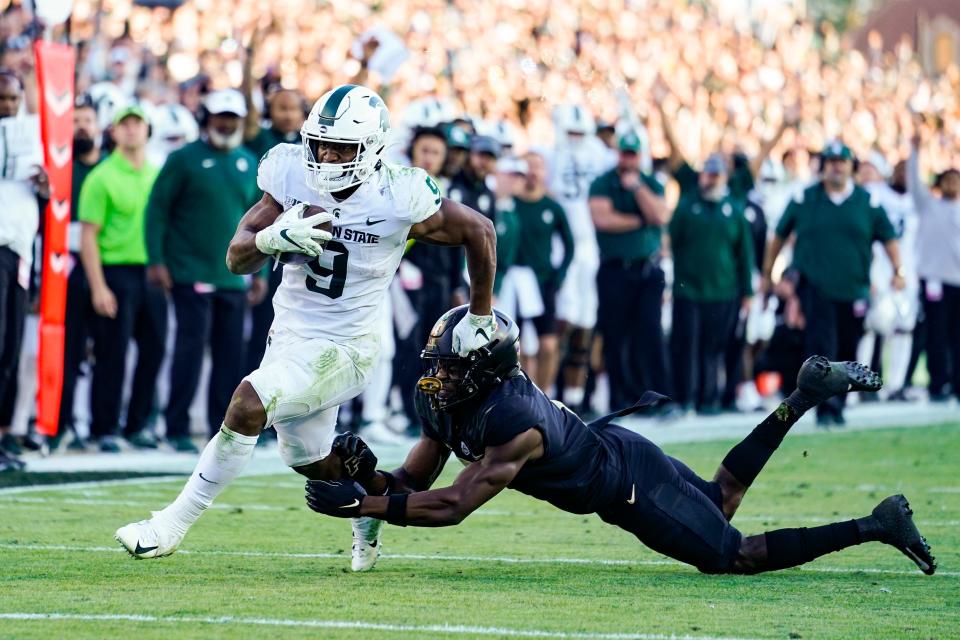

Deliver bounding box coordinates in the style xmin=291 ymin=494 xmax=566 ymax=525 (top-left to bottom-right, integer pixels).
xmin=306 ymin=307 xmax=936 ymax=575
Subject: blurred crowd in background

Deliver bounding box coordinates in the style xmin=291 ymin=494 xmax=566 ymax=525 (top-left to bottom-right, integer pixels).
xmin=0 ymin=0 xmax=959 ymax=468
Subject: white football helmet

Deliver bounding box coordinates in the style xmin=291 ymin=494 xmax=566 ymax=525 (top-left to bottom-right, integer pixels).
xmin=301 ymin=84 xmax=390 ymax=193
xmin=88 ymin=81 xmax=128 ymax=130
xmin=553 ymin=104 xmax=596 ymax=139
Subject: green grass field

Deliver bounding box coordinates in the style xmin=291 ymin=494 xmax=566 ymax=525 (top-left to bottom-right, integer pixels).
xmin=1 ymin=423 xmax=958 ymax=640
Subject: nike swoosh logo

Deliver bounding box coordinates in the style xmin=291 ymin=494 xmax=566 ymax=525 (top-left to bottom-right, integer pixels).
xmin=627 ymin=484 xmax=636 ymax=505
xmin=474 ymin=328 xmax=489 ymax=340
xmin=135 ymin=542 xmax=159 ymax=555
xmin=279 ymin=228 xmax=307 ymax=252
xmin=198 ymin=472 xmax=218 ymax=484
xmin=365 ymin=217 xmax=385 ymax=226
xmin=341 ymin=499 xmax=360 ymax=509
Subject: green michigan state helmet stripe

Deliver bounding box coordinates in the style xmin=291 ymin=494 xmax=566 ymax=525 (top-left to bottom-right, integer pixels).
xmin=318 ymin=84 xmax=358 ymax=125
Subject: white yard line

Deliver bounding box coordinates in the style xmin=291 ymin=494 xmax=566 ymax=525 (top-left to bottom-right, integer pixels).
xmin=1 ymin=543 xmax=953 ymax=577
xmin=0 ymin=475 xmax=185 ymax=495
xmin=0 ymin=612 xmax=757 ymax=640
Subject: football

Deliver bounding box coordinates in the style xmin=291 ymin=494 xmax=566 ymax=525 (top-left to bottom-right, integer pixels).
xmin=277 ymin=204 xmax=334 ymax=265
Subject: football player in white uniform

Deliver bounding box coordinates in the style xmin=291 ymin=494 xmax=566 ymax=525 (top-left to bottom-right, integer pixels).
xmin=115 ymin=84 xmax=497 ymax=571
xmin=549 ymin=105 xmax=610 ymax=409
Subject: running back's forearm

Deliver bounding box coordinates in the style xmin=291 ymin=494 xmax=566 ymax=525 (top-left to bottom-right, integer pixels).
xmin=226 ymin=229 xmax=270 ymax=274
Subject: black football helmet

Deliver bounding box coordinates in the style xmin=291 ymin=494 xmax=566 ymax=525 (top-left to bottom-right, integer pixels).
xmin=418 ymin=305 xmax=520 ymax=412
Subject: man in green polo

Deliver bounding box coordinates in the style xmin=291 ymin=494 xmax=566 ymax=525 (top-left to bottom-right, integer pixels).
xmin=79 ymin=105 xmax=167 ymax=452
xmin=588 ymin=130 xmax=674 ymax=411
xmin=763 ymin=141 xmax=904 ymax=425
xmin=145 ymin=89 xmax=261 ymax=451
xmin=669 ymin=153 xmax=754 ymax=415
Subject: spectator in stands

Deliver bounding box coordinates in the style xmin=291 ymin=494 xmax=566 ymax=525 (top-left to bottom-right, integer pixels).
xmin=447 ymin=135 xmax=498 ymax=221
xmin=145 ymin=89 xmax=261 ymax=451
xmin=669 ymin=153 xmax=754 ymax=415
xmin=763 ymin=141 xmax=903 ymax=425
xmin=909 ymin=124 xmax=960 ymax=403
xmin=589 ymin=131 xmax=673 ymax=412
xmin=79 ymin=105 xmax=166 ymax=452
xmin=57 ymin=96 xmax=104 ymax=449
xmin=0 ymin=70 xmax=45 ymax=464
xmin=512 ymin=150 xmax=574 ymax=392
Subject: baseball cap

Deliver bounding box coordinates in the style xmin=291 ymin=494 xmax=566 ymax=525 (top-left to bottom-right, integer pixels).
xmin=618 ymin=130 xmax=642 ymax=152
xmin=702 ymin=153 xmax=727 ymax=175
xmin=821 ymin=140 xmax=853 ymax=161
xmin=446 ymin=125 xmax=471 ymax=150
xmin=113 ymin=104 xmax=150 ymax=126
xmin=470 ymin=135 xmax=501 ymax=158
xmin=204 ymin=89 xmax=248 ymax=117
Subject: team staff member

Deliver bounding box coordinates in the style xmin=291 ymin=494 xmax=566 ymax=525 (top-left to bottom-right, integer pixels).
xmin=763 ymin=142 xmax=902 ymax=425
xmin=513 ymin=151 xmax=574 ymax=391
xmin=669 ymin=154 xmax=754 ymax=414
xmin=79 ymin=105 xmax=166 ymax=452
xmin=146 ymin=89 xmax=261 ymax=451
xmin=589 ymin=131 xmax=672 ymax=409
xmin=57 ymin=97 xmax=104 ymax=447
xmin=448 ymin=135 xmax=499 ymax=221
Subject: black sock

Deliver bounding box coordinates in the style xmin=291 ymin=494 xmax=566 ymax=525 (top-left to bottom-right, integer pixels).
xmin=763 ymin=520 xmax=863 ymax=571
xmin=720 ymin=401 xmax=802 ymax=488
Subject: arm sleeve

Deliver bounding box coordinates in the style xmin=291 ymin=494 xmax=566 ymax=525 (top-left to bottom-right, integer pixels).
xmin=775 ymin=199 xmax=798 ymax=238
xmin=554 ymin=201 xmax=575 ymax=286
xmin=77 ymin=170 xmax=107 ymax=227
xmin=481 ymin=395 xmax=542 ymax=448
xmin=907 ymin=148 xmax=933 ymax=214
xmin=145 ymin=153 xmax=181 ymax=266
xmin=673 ymin=162 xmax=698 ymax=197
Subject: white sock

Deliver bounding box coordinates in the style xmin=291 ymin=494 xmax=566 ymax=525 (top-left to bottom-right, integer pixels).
xmin=155 ymin=425 xmax=258 ymax=535
xmin=887 ymin=332 xmax=913 ymax=391
xmin=352 ymin=516 xmax=384 ymax=544
xmin=565 ymin=386 xmax=585 ymax=407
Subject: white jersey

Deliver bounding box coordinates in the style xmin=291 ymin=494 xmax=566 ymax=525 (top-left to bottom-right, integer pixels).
xmin=257 ymin=144 xmax=441 ymax=340
xmin=866 ymin=182 xmax=919 ymax=286
xmin=548 ymin=138 xmax=610 ymax=244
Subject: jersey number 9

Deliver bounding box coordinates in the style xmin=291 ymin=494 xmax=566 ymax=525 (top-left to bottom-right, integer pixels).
xmin=305 ymin=240 xmax=349 ymax=299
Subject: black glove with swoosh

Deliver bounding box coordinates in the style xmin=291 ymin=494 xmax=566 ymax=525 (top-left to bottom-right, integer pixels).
xmin=305 ymin=479 xmax=366 ymax=518
xmin=332 ymin=433 xmax=378 ymax=484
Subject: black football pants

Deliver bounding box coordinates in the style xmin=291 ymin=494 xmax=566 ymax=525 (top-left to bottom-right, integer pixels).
xmin=670 ymin=297 xmax=739 ymax=410
xmin=0 ymin=247 xmax=26 ymax=427
xmin=921 ymin=280 xmax=960 ymax=399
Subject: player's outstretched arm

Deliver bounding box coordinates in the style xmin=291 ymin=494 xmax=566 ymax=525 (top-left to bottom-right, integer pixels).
xmin=410 ymin=198 xmax=496 ymax=316
xmin=340 ymin=433 xmax=451 ymax=495
xmin=226 ymin=193 xmax=286 ymax=274
xmin=306 ymin=429 xmax=543 ymax=527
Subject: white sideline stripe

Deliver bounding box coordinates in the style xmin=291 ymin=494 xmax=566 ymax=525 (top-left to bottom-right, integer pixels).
xmin=0 ymin=475 xmax=185 ymax=495
xmin=0 ymin=612 xmax=755 ymax=640
xmin=2 ymin=543 xmax=955 ymax=577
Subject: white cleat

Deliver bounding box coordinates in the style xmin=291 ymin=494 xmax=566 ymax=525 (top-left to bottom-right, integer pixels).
xmin=115 ymin=514 xmax=184 ymax=559
xmin=351 ymin=516 xmax=384 ymax=572
xmin=351 ymin=536 xmax=380 ymax=572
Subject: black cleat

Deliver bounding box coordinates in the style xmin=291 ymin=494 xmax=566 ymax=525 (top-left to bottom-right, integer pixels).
xmin=796 ymin=356 xmax=881 ymax=403
xmin=872 ymin=494 xmax=936 ymax=575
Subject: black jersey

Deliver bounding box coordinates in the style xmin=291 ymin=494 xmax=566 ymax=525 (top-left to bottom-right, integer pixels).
xmin=416 ymin=373 xmax=626 ymax=514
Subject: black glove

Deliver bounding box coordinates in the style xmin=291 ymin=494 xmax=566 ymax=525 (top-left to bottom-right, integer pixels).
xmin=305 ymin=479 xmax=366 ymax=518
xmin=332 ymin=433 xmax=378 ymax=484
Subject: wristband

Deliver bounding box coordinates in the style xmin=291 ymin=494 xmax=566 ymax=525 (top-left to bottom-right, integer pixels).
xmin=385 ymin=493 xmax=408 ymax=527
xmin=377 ymin=470 xmax=396 ymax=494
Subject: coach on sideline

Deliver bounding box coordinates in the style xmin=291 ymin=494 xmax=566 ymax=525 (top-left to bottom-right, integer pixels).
xmin=145 ymin=89 xmax=261 ymax=451
xmin=763 ymin=141 xmax=902 ymax=426
xmin=589 ymin=130 xmax=673 ymax=411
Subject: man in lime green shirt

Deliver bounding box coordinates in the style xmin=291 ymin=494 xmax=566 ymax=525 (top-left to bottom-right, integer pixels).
xmin=588 ymin=131 xmax=673 ymax=411
xmin=145 ymin=89 xmax=261 ymax=450
xmin=763 ymin=141 xmax=903 ymax=425
xmin=79 ymin=105 xmax=166 ymax=452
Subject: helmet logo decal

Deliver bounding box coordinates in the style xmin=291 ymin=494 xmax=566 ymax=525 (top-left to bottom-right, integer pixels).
xmin=318 ymin=84 xmax=356 ymax=125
